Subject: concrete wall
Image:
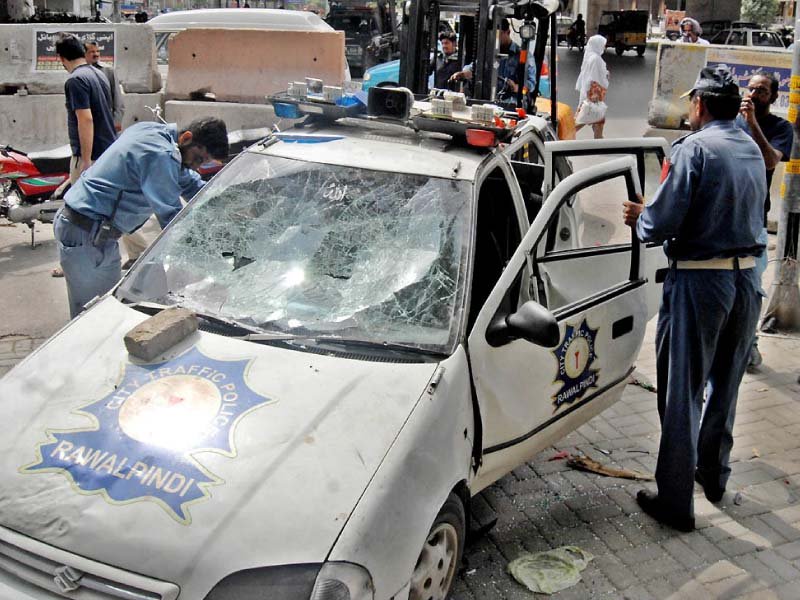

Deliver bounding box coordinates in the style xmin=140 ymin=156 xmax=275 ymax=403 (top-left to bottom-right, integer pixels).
xmin=0 ymin=91 xmax=164 ymax=151
xmin=0 ymin=23 xmax=161 ymax=94
xmin=0 ymin=94 xmax=68 ymax=151
xmin=649 ymin=41 xmax=792 ymax=128
xmin=165 ymin=100 xmax=282 ymax=131
xmin=165 ymin=28 xmax=344 ymax=103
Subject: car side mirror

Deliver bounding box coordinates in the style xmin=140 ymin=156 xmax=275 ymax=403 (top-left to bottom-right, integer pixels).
xmin=485 ymin=300 xmax=560 ymax=348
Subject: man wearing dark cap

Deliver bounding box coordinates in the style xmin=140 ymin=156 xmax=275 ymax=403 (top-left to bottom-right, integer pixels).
xmin=623 ymin=66 xmax=766 ymax=532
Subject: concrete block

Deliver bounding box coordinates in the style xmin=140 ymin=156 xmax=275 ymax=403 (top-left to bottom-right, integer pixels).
xmin=121 ymin=91 xmax=165 ymax=130
xmin=165 ymin=100 xmax=282 ymax=132
xmin=649 ymin=42 xmax=793 ymax=130
xmin=648 ymin=42 xmax=707 ymax=129
xmin=0 ymin=23 xmax=162 ymax=95
xmin=165 ymin=28 xmax=344 ymax=104
xmin=0 ymin=93 xmax=68 ymax=151
xmin=124 ymin=307 xmax=198 ymax=362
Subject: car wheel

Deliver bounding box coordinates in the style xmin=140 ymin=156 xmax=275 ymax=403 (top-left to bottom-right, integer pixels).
xmin=409 ymin=492 xmax=465 ymax=600
xmin=615 ymin=43 xmax=625 ymax=55
xmin=637 ymin=45 xmax=646 ymax=56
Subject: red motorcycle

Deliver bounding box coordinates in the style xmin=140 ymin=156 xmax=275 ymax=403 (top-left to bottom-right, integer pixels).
xmin=0 ymin=144 xmax=70 ymax=245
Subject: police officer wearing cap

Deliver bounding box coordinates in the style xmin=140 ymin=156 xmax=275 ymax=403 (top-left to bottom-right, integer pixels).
xmin=623 ymin=66 xmax=766 ymax=532
xmin=54 ymin=118 xmax=229 ymax=319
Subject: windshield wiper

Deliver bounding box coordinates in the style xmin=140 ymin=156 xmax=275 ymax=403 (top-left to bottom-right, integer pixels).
xmin=123 ymin=300 xmax=263 ymax=336
xmin=307 ymin=336 xmax=447 ymax=357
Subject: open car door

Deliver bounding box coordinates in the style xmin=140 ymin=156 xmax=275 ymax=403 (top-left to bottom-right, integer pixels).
xmin=542 ymin=137 xmax=672 ymax=319
xmin=468 ymin=155 xmax=654 ymax=491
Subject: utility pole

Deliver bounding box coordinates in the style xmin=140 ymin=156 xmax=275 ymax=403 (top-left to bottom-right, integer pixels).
xmin=762 ymin=14 xmax=800 ymax=332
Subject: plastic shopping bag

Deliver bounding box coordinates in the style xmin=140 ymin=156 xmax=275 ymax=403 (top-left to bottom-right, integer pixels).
xmin=575 ymin=100 xmax=607 ymax=125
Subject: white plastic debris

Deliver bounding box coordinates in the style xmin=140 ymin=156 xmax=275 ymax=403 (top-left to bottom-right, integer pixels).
xmin=507 ymin=546 xmax=593 ymax=595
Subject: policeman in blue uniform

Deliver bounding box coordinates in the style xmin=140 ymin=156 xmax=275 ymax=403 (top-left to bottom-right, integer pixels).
xmin=623 ymin=66 xmax=766 ymax=532
xmin=54 ymin=118 xmax=229 ymax=318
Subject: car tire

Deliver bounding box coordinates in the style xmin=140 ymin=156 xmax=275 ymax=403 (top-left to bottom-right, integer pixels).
xmin=615 ymin=43 xmax=625 ymax=55
xmin=409 ymin=492 xmax=465 ymax=600
xmin=637 ymin=45 xmax=646 ymax=56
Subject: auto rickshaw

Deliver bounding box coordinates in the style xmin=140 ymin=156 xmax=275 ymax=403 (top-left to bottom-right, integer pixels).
xmin=598 ymin=9 xmax=649 ymax=56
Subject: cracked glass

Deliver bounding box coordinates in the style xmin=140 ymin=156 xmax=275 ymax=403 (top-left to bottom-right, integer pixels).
xmin=117 ymin=152 xmax=473 ymax=355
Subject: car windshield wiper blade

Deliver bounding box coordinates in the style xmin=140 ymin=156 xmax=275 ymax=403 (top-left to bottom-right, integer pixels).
xmin=124 ymin=300 xmax=263 ymax=336
xmin=310 ymin=336 xmax=447 ymax=357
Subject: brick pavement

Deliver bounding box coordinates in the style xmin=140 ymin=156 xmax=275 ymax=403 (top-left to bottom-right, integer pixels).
xmin=1 ymin=322 xmax=799 ymax=599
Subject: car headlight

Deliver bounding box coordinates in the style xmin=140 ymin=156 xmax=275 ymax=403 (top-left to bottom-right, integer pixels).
xmin=311 ymin=562 xmax=374 ymax=600
xmin=204 ymin=562 xmax=373 ymax=600
xmin=363 ymin=71 xmax=372 ymax=81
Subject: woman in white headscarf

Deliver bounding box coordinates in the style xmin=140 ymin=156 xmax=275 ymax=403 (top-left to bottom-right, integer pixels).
xmin=575 ymin=34 xmax=610 ymax=139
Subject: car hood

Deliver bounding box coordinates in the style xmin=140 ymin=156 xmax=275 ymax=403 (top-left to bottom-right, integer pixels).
xmin=0 ymin=298 xmax=438 ymax=597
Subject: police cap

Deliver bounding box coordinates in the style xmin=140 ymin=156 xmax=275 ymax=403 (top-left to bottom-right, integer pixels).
xmin=680 ymin=66 xmax=740 ymax=99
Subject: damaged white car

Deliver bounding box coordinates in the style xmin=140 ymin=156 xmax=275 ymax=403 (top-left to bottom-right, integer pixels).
xmin=0 ymin=101 xmax=669 ymax=599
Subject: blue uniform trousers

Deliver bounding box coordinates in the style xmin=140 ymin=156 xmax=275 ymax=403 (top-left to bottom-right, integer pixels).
xmin=54 ymin=207 xmax=121 ymax=319
xmin=654 ymin=266 xmax=761 ymax=519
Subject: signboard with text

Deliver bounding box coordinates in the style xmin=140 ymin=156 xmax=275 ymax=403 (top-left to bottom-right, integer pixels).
xmin=707 ymin=48 xmax=791 ymax=116
xmin=34 ymin=30 xmax=115 ymax=71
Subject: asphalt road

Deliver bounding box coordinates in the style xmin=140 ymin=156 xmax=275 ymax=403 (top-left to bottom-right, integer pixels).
xmin=0 ymin=46 xmax=659 ymax=340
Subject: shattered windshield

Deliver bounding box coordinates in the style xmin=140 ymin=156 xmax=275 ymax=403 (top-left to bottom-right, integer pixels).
xmin=116 ymin=152 xmax=473 ymax=355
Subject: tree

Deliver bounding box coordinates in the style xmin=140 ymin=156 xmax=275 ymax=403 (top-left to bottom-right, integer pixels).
xmin=741 ymin=0 xmax=779 ymax=27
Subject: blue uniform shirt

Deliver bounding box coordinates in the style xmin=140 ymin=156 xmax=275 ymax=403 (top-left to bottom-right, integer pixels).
xmin=65 ymin=122 xmax=204 ymax=234
xmin=636 ymin=120 xmax=766 ymax=260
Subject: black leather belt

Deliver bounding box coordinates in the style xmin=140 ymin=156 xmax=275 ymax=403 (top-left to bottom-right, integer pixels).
xmin=62 ymin=205 xmax=122 ymax=240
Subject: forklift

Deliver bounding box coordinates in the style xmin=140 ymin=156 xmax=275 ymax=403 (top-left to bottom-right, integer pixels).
xmin=398 ymin=0 xmax=562 ymax=128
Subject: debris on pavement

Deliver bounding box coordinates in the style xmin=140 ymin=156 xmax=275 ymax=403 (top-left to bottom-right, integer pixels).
xmin=508 ymin=546 xmax=593 ymax=595
xmin=734 ymin=492 xmax=744 ymax=506
xmin=548 ymin=450 xmax=571 ymax=461
xmin=567 ymin=455 xmax=654 ymax=481
xmin=628 ymin=375 xmax=656 ymax=393
xmin=751 ymin=448 xmax=761 ymax=459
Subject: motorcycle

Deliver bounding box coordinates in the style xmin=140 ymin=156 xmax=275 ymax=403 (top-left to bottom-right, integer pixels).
xmin=567 ymin=26 xmax=586 ymax=51
xmin=0 ymin=144 xmax=70 ymax=246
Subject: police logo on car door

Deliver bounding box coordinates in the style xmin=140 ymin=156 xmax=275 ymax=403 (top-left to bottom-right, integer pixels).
xmin=552 ymin=319 xmax=600 ymax=409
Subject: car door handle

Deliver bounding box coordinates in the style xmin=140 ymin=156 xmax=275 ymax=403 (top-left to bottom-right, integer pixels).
xmin=612 ymin=315 xmax=633 ymax=339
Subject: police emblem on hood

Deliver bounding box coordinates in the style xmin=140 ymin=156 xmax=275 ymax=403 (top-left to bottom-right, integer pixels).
xmin=21 ymin=347 xmax=273 ymax=524
xmin=552 ymin=319 xmax=599 ymax=409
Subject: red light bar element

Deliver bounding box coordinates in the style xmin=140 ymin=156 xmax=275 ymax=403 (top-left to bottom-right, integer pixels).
xmin=466 ymin=129 xmax=497 ymax=148
xmin=516 ymin=108 xmax=527 ymax=118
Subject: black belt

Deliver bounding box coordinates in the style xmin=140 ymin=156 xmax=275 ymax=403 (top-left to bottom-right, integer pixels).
xmin=62 ymin=205 xmax=122 ymax=240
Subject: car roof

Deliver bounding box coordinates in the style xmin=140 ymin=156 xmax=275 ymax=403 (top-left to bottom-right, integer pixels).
xmin=246 ymin=116 xmax=548 ymax=182
xmin=148 ymin=8 xmax=333 ymax=33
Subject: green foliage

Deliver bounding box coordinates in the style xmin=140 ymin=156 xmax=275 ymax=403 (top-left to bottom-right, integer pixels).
xmin=741 ymin=0 xmax=780 ymax=27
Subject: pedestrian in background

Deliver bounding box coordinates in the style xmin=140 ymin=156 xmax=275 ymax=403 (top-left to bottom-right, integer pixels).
xmin=736 ymin=70 xmax=794 ymax=370
xmin=55 ymin=34 xmax=116 ymax=185
xmin=54 ymin=118 xmax=229 ymax=318
xmin=623 ymin=66 xmax=765 ymax=532
xmin=678 ymin=18 xmax=710 ymax=45
xmin=84 ymin=41 xmax=125 ymax=132
xmin=574 ymin=35 xmax=609 ymax=139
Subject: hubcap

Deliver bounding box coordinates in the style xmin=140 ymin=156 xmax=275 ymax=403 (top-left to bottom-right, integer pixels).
xmin=409 ymin=522 xmax=459 ymax=600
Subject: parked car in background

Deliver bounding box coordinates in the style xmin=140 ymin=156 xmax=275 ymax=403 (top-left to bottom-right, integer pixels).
xmin=701 ymin=19 xmax=759 ymax=39
xmin=709 ymin=28 xmax=786 ymax=48
xmin=556 ymin=15 xmax=572 ymax=44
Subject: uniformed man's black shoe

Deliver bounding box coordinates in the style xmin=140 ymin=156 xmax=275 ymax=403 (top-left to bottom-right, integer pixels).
xmin=636 ymin=490 xmax=695 ymax=532
xmin=694 ymin=471 xmax=725 ymax=503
